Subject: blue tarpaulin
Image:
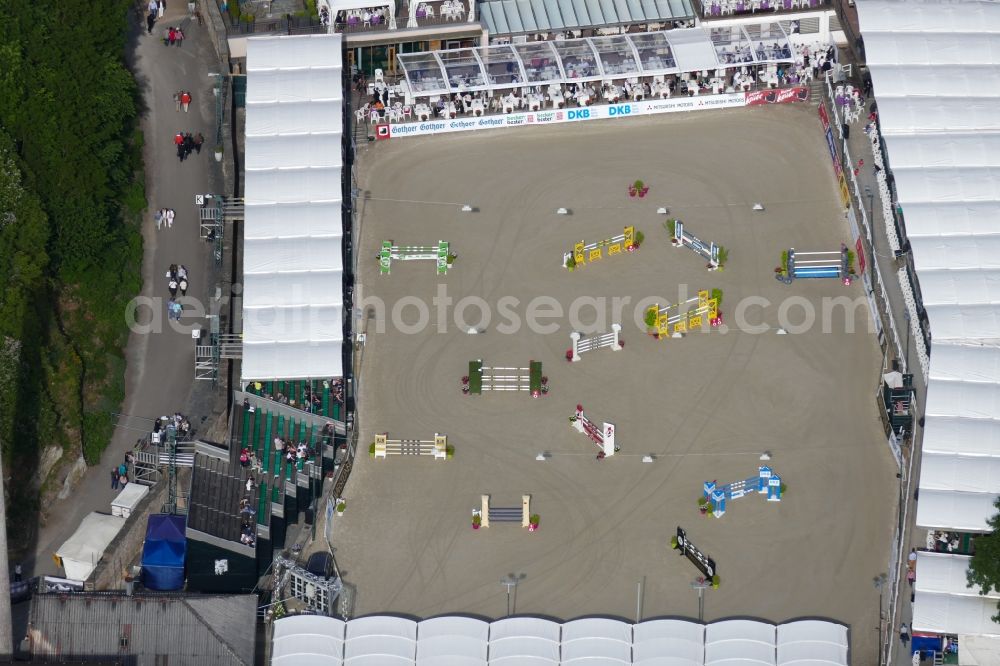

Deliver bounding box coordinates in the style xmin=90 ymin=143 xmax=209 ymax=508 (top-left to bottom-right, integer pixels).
xmin=141 ymin=514 xmax=186 ymax=591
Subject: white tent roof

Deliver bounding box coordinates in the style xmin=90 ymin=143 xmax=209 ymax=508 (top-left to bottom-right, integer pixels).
xmin=243 ymin=34 xmax=344 ymax=382
xmin=912 ymin=553 xmax=1000 ymax=637
xmin=415 ymin=616 xmax=489 ymax=663
xmin=775 ymin=621 xmax=849 ymax=666
xmin=560 ymin=618 xmax=632 ymax=664
xmin=632 ymin=619 xmax=704 ymax=666
xmin=344 ymin=616 xmax=417 ymax=663
xmin=55 ymin=512 xmax=126 ymax=582
xmin=272 ymin=615 xmax=345 ymax=666
xmin=858 ymin=0 xmax=1000 ymax=535
xmin=269 ymin=616 xmax=850 ymax=665
xmin=704 ymin=620 xmax=776 ymax=666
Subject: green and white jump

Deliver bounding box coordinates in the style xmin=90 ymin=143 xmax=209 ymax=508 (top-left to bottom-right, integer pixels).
xmin=379 ymin=240 xmax=450 ymax=276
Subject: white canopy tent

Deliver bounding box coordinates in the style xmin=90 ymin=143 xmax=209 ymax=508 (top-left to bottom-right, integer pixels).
xmin=269 ymin=616 xmax=850 ymax=664
xmin=243 ymin=34 xmax=345 ymax=382
xmin=55 ymin=512 xmax=126 ymax=582
xmin=858 ymin=0 xmax=1000 ymax=533
xmin=912 ymin=552 xmax=1000 ymax=637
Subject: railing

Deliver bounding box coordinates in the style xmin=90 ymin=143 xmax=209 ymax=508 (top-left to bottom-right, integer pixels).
xmin=225 ymin=14 xmax=327 ymax=35
xmin=693 ymin=0 xmax=832 ymax=18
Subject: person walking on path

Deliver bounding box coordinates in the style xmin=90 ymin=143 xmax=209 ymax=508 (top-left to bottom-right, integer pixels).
xmin=179 ymin=277 xmax=188 ymax=296
xmin=173 ymin=91 xmax=181 ymax=111
xmin=166 ymin=208 xmax=175 ymax=228
xmin=146 ymin=11 xmax=156 ymax=34
xmin=154 ymin=209 xmax=164 ymax=230
xmin=193 ymin=132 xmax=204 ymax=154
xmin=899 ymin=622 xmax=909 ymax=646
xmin=158 ymin=0 xmax=166 ymax=18
xmin=175 ymin=27 xmax=185 ymax=47
xmin=181 ymin=91 xmax=191 ymax=113
xmin=111 ymin=468 xmax=120 ymax=490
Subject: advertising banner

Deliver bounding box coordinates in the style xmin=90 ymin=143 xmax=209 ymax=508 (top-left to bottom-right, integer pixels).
xmin=387 ymin=93 xmax=748 ymax=139
xmin=745 ymin=86 xmax=810 ymax=106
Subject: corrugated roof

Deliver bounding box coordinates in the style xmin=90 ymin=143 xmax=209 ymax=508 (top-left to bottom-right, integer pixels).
xmin=479 ymin=0 xmax=694 ymax=36
xmin=28 ymin=593 xmax=257 ymax=665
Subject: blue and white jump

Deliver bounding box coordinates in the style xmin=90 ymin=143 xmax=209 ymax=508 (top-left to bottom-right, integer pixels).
xmin=703 ymin=466 xmax=782 ymax=518
xmin=778 ymin=244 xmax=850 ymax=285
xmin=672 ymin=220 xmax=720 ymax=270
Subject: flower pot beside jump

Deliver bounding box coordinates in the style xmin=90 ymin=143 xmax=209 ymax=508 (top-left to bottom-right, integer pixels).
xmin=472 ymin=514 xmax=481 ymax=530
xmin=214 ymin=146 xmax=223 ymax=162
xmin=336 ymin=501 xmax=346 ymax=517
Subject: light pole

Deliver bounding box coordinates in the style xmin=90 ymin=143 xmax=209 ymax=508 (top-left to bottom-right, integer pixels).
xmin=500 ymin=574 xmax=524 ymax=617
xmin=690 ymin=578 xmax=711 ymax=622
xmin=873 ymin=573 xmax=888 ymax=666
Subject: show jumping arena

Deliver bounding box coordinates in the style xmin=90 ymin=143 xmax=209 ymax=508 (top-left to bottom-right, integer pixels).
xmin=341 ymin=104 xmax=895 ymax=661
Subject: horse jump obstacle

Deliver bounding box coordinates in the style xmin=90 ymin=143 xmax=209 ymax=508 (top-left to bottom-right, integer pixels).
xmin=776 ymin=244 xmax=850 ymax=285
xmin=672 ymin=220 xmax=720 ymax=270
xmin=564 ymin=226 xmax=636 ymax=269
xmin=568 ymin=324 xmax=623 ymax=362
xmin=477 ymin=494 xmax=532 ymax=529
xmin=464 ymin=360 xmax=547 ymax=397
xmin=373 ymin=433 xmax=449 ymax=460
xmin=647 ymin=290 xmax=721 ymax=338
xmin=703 ymin=466 xmax=782 ymax=518
xmin=570 ymin=404 xmax=618 ymax=457
xmin=379 ymin=240 xmax=449 ymax=275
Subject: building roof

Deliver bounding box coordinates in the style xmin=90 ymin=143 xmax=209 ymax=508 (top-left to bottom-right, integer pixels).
xmin=479 ymin=0 xmax=696 ymax=37
xmin=28 ymin=592 xmax=257 ymax=665
xmin=270 ymin=615 xmax=849 ymax=665
xmin=858 ymin=0 xmax=1000 ymax=533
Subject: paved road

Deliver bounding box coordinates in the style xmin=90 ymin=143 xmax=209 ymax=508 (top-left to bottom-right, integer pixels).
xmin=26 ymin=4 xmax=217 ymax=577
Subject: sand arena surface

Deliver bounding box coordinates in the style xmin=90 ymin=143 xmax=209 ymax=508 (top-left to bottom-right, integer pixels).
xmin=339 ymin=105 xmax=895 ymax=658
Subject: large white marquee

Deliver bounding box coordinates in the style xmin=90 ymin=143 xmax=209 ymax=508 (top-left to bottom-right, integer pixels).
xmin=243 ymin=34 xmax=345 ymax=382
xmin=270 ymin=615 xmax=850 ymax=665
xmin=858 ymin=0 xmax=1000 ymax=530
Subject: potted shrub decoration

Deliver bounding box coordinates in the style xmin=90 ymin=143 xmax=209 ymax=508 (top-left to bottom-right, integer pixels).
xmin=336 ymin=500 xmax=346 ymax=516
xmin=629 ymin=230 xmax=644 ymax=251
xmin=461 ymin=375 xmax=470 ymax=395
xmin=670 ymin=536 xmax=679 ymax=549
xmin=447 ymin=253 xmax=457 ymax=265
xmin=565 ymin=254 xmax=576 ymax=271
xmin=369 ymin=442 xmax=376 ymax=458
xmin=665 ymin=218 xmax=679 ymax=241
xmin=214 ymin=145 xmax=223 ymax=162
xmin=529 ymin=514 xmax=540 ymax=531
xmin=711 ymin=575 xmax=720 ymax=589
xmin=472 ymin=513 xmax=482 ymax=530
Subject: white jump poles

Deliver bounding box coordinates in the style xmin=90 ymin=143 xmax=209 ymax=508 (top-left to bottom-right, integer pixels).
xmin=569 ymin=324 xmax=623 ymax=362
xmin=373 ymin=433 xmax=449 ymax=460
xmin=571 ymin=404 xmax=618 ymax=458
xmin=672 ymin=220 xmax=720 ymax=270
xmin=379 ymin=240 xmax=450 ymax=275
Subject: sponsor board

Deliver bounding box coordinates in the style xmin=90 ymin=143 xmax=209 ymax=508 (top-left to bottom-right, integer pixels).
xmin=744 ymin=86 xmax=810 ymax=106
xmin=856 ymin=237 xmax=866 ymax=275
xmin=375 ymin=124 xmax=390 ymax=140
xmin=387 ymin=93 xmax=748 ymax=138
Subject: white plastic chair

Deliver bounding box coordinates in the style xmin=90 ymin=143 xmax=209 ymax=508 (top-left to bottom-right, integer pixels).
xmin=355 ymin=109 xmax=365 ymax=124
xmin=374 ymin=68 xmax=385 ymax=83
xmin=402 ymin=105 xmax=412 ymax=120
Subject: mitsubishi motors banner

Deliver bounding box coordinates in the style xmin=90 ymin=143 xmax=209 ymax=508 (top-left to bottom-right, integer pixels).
xmin=388 ymin=93 xmax=747 ymax=139
xmin=744 ymin=86 xmax=810 ymax=106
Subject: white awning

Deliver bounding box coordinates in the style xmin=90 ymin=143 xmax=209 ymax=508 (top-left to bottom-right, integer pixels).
xmin=858 ymin=0 xmax=1000 ymax=535
xmin=912 ymin=552 xmax=1000 ymax=637
xmin=272 ymin=615 xmax=345 ymax=666
xmin=704 ymin=620 xmax=776 ymax=666
xmin=776 ymin=620 xmax=849 ymax=666
xmin=243 ymin=34 xmax=344 ymax=382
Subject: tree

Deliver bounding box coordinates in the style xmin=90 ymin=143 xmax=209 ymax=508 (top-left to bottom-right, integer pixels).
xmin=967 ymin=496 xmax=1000 ymax=622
